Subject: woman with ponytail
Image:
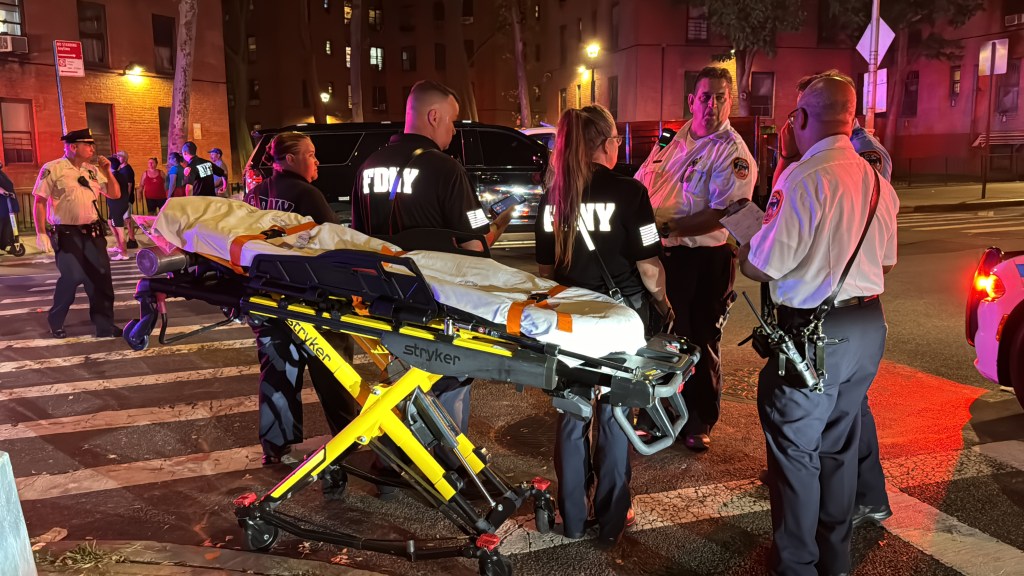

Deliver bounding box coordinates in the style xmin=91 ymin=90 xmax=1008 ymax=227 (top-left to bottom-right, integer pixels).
xmin=535 ymin=105 xmax=673 ymax=547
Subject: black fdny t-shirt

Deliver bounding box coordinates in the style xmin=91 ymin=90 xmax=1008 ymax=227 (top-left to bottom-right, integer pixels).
xmin=184 ymin=156 xmax=226 ymax=197
xmin=244 ymin=169 xmax=338 ymax=225
xmin=350 ymin=133 xmax=489 ymax=237
xmin=535 ymin=164 xmax=662 ymax=299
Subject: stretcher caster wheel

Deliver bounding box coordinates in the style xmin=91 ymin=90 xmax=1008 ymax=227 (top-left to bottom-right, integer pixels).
xmin=9 ymin=243 xmax=24 ymax=257
xmin=479 ymin=554 xmax=512 ymax=576
xmin=123 ymin=319 xmax=149 ymax=351
xmin=321 ymin=465 xmax=348 ymax=500
xmin=239 ymin=518 xmax=279 ymax=552
xmin=534 ymin=501 xmax=555 ymax=535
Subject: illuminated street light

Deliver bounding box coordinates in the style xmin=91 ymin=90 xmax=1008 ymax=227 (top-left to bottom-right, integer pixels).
xmin=585 ymin=42 xmax=600 ymax=59
xmin=123 ymin=63 xmax=144 ymax=77
xmin=584 ymin=42 xmax=600 ymax=104
xmin=320 ymin=91 xmax=331 ymax=103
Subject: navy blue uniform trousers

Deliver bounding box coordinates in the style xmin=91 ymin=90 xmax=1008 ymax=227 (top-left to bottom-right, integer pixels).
xmin=661 ymin=244 xmax=736 ymax=435
xmin=759 ymin=299 xmax=886 ymax=576
xmin=49 ymin=226 xmax=117 ymax=335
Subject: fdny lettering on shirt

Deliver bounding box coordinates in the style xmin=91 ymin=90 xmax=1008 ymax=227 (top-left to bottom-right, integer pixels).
xmin=361 ymin=167 xmax=421 ymax=195
xmin=196 ymin=162 xmax=214 ymax=178
xmin=542 ymin=202 xmax=616 ymax=232
xmin=250 ymin=197 xmax=297 ymax=213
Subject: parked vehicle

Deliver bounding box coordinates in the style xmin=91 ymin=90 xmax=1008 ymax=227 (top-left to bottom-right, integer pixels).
xmin=966 ymin=246 xmax=1024 ymax=408
xmin=245 ymin=122 xmax=548 ymax=246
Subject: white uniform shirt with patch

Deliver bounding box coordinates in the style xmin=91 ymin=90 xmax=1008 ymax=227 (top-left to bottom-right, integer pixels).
xmin=31 ymin=157 xmax=109 ymax=226
xmin=747 ymin=136 xmax=900 ymax=309
xmin=634 ymin=119 xmax=756 ymax=248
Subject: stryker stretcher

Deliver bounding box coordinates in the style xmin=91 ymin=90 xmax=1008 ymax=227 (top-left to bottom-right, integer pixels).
xmin=124 ymin=198 xmax=698 ymax=576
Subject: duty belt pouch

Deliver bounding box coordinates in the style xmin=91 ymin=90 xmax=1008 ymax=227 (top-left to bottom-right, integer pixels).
xmin=92 ymin=201 xmax=110 ymax=237
xmin=45 ymin=224 xmax=60 ymax=252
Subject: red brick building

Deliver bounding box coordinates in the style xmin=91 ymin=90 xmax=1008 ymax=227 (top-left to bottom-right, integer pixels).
xmin=0 ymin=0 xmax=230 ymax=195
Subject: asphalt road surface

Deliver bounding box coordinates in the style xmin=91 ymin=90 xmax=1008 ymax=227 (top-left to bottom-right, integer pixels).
xmin=1 ymin=207 xmax=1023 ymax=575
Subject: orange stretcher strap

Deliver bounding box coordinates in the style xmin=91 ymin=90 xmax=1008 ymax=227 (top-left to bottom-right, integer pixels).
xmin=229 ymin=222 xmax=318 ymax=270
xmin=506 ymin=285 xmax=573 ymax=336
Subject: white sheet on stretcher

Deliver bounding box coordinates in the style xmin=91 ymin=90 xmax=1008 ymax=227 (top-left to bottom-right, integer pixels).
xmin=153 ymin=197 xmax=647 ymax=360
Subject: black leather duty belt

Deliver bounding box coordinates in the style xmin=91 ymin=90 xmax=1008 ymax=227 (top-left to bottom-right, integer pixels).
xmin=833 ymin=295 xmax=879 ymax=308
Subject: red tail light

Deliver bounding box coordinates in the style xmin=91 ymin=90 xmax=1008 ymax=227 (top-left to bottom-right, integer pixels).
xmin=966 ymin=247 xmax=1006 ymax=346
xmin=973 ymin=273 xmax=1005 ymax=302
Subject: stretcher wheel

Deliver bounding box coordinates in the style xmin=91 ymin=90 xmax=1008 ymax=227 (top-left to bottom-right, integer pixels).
xmin=123 ymin=319 xmax=149 ymax=351
xmin=534 ymin=502 xmax=555 ymax=534
xmin=479 ymin=554 xmax=512 ymax=576
xmin=240 ymin=518 xmax=279 ymax=552
xmin=9 ymin=243 xmax=24 ymax=257
xmin=321 ymin=465 xmax=348 ymax=500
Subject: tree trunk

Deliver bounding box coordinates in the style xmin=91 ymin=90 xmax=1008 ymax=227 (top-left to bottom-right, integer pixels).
xmin=299 ymin=0 xmax=326 ymax=123
xmin=510 ymin=0 xmax=532 ymax=127
xmin=445 ymin=0 xmax=478 ymax=121
xmin=223 ymin=0 xmax=252 ymax=172
xmin=883 ymin=27 xmax=909 ymax=157
xmin=734 ymin=49 xmax=755 ymax=117
xmin=350 ymin=0 xmax=365 ymax=122
xmin=169 ymin=0 xmax=198 ymax=154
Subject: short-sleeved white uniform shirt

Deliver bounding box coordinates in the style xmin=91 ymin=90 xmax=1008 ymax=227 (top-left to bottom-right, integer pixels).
xmin=32 ymin=157 xmax=108 ymax=226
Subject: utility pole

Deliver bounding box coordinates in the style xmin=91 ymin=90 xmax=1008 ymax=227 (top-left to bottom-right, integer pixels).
xmin=865 ymin=0 xmax=881 ymax=133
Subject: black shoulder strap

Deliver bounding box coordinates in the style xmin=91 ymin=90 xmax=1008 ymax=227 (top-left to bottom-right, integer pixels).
xmin=812 ymin=170 xmax=881 ymax=321
xmin=577 ymin=216 xmax=622 ymax=302
xmin=380 ymin=147 xmax=424 ymax=235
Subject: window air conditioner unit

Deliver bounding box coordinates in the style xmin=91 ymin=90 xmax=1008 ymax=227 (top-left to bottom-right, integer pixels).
xmin=0 ymin=35 xmax=28 ymax=54
xmin=1006 ymin=14 xmax=1023 ymax=26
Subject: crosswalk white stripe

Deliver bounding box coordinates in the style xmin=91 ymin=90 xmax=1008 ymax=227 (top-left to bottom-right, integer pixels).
xmin=14 ymin=435 xmax=331 ymax=501
xmin=965 ymin=224 xmax=1024 ymax=233
xmin=0 ymin=298 xmax=141 ymax=316
xmin=42 ymin=276 xmax=140 ymax=285
xmin=0 ymin=365 xmax=260 ymax=401
xmin=0 ymin=338 xmax=252 ymax=372
xmin=0 ymin=322 xmax=247 ymax=349
xmin=898 ymin=214 xmax=979 ymax=223
xmin=0 ymin=393 xmax=320 ymax=441
xmin=0 ymin=288 xmax=137 ymax=304
xmin=908 ymin=219 xmax=1024 ymax=231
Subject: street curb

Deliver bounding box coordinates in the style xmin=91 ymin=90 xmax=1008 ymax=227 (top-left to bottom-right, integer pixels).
xmin=899 ymin=199 xmax=1024 ymax=214
xmin=34 ymin=540 xmax=385 ymax=576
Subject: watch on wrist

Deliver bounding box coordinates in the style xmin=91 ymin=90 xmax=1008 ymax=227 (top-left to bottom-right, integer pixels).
xmin=659 ymin=222 xmax=671 ymax=238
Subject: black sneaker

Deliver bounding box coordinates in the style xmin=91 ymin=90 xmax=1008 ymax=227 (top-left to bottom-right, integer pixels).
xmin=96 ymin=326 xmax=123 ymax=338
xmin=50 ymin=328 xmax=68 ymax=339
xmin=852 ymin=504 xmax=893 ymax=527
xmin=126 ymin=239 xmax=139 ymax=249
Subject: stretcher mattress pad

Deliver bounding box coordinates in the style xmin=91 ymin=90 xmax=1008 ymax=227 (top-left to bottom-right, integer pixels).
xmin=152 ymin=197 xmax=647 ymax=359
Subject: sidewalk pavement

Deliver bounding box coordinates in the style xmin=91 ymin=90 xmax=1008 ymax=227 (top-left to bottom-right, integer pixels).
xmin=894 ymin=181 xmax=1024 ymax=213
xmin=34 ymin=540 xmax=384 ymax=576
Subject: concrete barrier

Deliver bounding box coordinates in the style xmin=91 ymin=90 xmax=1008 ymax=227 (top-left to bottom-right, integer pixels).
xmin=0 ymin=451 xmax=36 ymax=576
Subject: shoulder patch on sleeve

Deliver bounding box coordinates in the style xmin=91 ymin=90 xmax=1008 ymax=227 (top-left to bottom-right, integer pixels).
xmin=763 ymin=190 xmax=784 ymax=224
xmin=38 ymin=167 xmax=50 ymax=181
xmin=860 ymin=151 xmax=883 ymax=172
xmin=732 ymin=157 xmax=750 ymax=180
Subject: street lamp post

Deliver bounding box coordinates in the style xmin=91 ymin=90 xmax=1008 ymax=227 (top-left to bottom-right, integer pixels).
xmin=585 ymin=42 xmax=600 ymax=105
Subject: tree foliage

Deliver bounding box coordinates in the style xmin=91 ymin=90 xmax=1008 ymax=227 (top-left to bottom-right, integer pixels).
xmin=694 ymin=0 xmax=806 ymax=58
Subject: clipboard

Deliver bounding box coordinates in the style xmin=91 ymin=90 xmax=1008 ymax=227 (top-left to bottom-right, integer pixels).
xmin=719 ymin=201 xmax=765 ymax=245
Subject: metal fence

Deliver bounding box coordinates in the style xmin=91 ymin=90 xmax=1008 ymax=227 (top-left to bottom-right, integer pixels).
xmin=891 ymin=153 xmax=1024 ymax=187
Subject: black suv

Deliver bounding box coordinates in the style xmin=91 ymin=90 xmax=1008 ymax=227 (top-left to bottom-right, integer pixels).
xmin=245 ymin=122 xmax=549 ymax=246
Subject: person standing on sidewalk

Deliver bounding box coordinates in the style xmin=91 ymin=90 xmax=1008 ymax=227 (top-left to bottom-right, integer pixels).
xmin=772 ymin=70 xmax=894 ymax=531
xmin=209 ymin=147 xmax=229 ymax=197
xmin=115 ymin=150 xmax=138 ymax=249
xmin=633 ymin=66 xmax=756 ymax=451
xmin=32 ymin=128 xmax=122 ymax=339
xmin=182 ymin=141 xmax=225 ymax=197
xmin=104 ymin=155 xmax=132 ymax=261
xmin=141 ymin=158 xmax=167 ymax=214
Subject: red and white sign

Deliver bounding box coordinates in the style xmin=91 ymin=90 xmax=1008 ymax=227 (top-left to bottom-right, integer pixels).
xmin=54 ymin=40 xmax=85 ymax=78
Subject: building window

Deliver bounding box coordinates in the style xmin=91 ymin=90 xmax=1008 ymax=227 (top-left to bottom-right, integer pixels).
xmin=327 ymin=81 xmax=334 ymax=94
xmin=152 ymin=15 xmax=175 ymax=75
xmin=533 ymin=85 xmax=541 ymax=103
xmin=610 ymin=3 xmax=620 ymax=51
xmin=372 ymin=86 xmax=387 ymax=111
xmin=247 ymin=35 xmax=257 ymax=62
xmin=325 ymin=40 xmax=332 ymax=55
xmin=159 ymin=107 xmax=170 ymax=161
xmin=463 ymin=0 xmax=473 ymax=19
xmin=0 ymin=0 xmax=23 ymax=35
xmin=576 ymin=83 xmax=582 ymax=109
xmin=435 ymin=43 xmax=446 ymax=70
xmin=369 ymin=8 xmax=382 ymax=31
xmin=346 ymin=46 xmax=351 ymax=68
xmin=687 ymin=5 xmax=708 ymax=43
xmin=608 ymin=76 xmax=619 ymax=118
xmin=683 ymin=70 xmax=700 ymax=118
xmin=464 ymin=39 xmax=474 ymax=62
xmin=998 ymin=59 xmax=1021 ymax=115
xmin=249 ymin=79 xmax=260 ymax=105
xmin=0 ymin=99 xmax=34 ymax=164
xmin=577 ymin=18 xmax=583 ymax=44
xmin=559 ymin=88 xmax=567 ymax=114
xmin=559 ymin=25 xmax=566 ymax=66
xmin=370 ymin=46 xmax=383 ymax=71
xmin=750 ymin=71 xmax=775 ymax=117
xmin=78 ymin=2 xmax=108 ymax=66
xmin=401 ymin=46 xmax=416 ymax=71
xmin=344 ymin=1 xmax=352 ymax=24
xmin=534 ymin=2 xmax=541 ymax=21
xmin=950 ymin=65 xmax=961 ymax=104
xmin=400 ymin=3 xmax=415 ymax=31
xmin=85 ymin=102 xmax=114 ymax=157
xmin=900 ymin=70 xmax=919 ymax=117
xmin=347 ymin=84 xmax=352 ymax=109
xmin=433 ymin=1 xmax=444 ymax=20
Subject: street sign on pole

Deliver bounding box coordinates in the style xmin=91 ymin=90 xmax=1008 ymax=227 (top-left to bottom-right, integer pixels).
xmin=857 ymin=18 xmax=894 ymax=64
xmin=979 ymin=39 xmax=1009 ymax=76
xmin=862 ymin=68 xmax=888 ymax=114
xmin=54 ymin=40 xmax=85 ymax=78
xmin=859 ymin=11 xmax=893 ymax=133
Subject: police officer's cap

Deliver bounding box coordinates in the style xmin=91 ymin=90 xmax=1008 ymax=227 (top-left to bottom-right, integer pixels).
xmin=61 ymin=128 xmax=96 ymax=144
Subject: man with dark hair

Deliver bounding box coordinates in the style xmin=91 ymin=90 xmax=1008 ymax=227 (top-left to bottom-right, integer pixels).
xmin=633 ymin=66 xmax=756 ymax=451
xmin=350 ymin=79 xmax=513 ymax=496
xmin=181 ymin=141 xmax=225 ymax=197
